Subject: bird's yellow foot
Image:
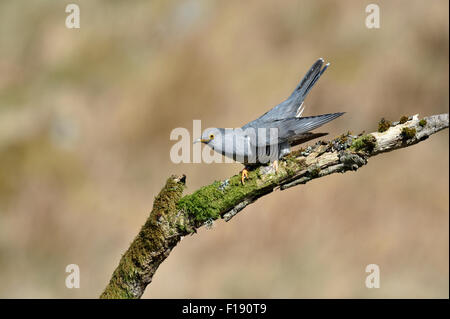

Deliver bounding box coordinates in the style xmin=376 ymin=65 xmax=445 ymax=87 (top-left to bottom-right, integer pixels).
xmin=241 ymin=168 xmax=249 ymax=185
xmin=273 ymin=160 xmax=279 ymax=174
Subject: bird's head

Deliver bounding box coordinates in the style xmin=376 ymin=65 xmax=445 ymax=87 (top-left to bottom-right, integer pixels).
xmin=194 ymin=128 xmax=224 ymax=149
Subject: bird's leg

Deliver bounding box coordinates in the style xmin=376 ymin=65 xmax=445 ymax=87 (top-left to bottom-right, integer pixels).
xmin=272 ymin=160 xmax=279 ymax=174
xmin=241 ymin=167 xmax=249 ymax=185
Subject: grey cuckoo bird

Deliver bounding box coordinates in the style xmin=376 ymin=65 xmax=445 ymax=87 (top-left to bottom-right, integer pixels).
xmin=194 ymin=58 xmax=344 ymax=184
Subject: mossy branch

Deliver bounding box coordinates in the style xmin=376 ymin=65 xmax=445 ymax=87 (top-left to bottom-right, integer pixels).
xmin=101 ymin=113 xmax=448 ymax=298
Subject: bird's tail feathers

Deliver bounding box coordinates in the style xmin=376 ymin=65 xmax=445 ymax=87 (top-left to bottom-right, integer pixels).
xmin=291 ymin=58 xmax=329 ymax=103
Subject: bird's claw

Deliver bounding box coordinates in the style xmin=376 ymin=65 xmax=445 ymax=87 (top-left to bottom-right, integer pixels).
xmin=273 ymin=160 xmax=279 ymax=174
xmin=241 ymin=168 xmax=249 ymax=185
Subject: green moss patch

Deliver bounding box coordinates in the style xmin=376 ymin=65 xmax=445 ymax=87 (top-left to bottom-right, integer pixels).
xmin=177 ymin=171 xmax=270 ymax=223
xmin=401 ymin=127 xmax=416 ymax=140
xmin=351 ymin=134 xmax=377 ymax=154
xmin=308 ymin=166 xmax=321 ymax=178
xmin=378 ymin=118 xmax=391 ymax=133
xmin=399 ymin=116 xmax=409 ymax=124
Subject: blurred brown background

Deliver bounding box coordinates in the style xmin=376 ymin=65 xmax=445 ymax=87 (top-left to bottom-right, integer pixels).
xmin=0 ymin=0 xmax=448 ymax=298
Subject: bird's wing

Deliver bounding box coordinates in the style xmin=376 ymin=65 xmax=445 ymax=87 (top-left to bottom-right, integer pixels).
xmin=247 ymin=112 xmax=344 ymax=147
xmin=242 ymin=58 xmax=329 ymax=129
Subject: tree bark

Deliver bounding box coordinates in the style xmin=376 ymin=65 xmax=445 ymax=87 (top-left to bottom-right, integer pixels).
xmin=100 ymin=113 xmax=448 ymax=299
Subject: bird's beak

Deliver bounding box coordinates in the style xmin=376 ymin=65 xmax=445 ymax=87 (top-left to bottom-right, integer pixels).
xmin=193 ymin=138 xmax=210 ymax=144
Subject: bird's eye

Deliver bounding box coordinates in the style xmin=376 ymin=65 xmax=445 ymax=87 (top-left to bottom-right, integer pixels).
xmin=209 ymin=134 xmax=215 ymax=140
